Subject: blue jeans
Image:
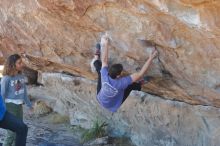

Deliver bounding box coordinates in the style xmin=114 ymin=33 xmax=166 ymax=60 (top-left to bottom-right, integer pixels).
xmin=0 ymin=111 xmax=28 ymax=146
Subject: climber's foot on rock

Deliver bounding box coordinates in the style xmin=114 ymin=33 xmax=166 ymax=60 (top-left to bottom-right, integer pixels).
xmin=95 ymin=43 xmax=101 ymax=58
xmin=90 ymin=43 xmax=101 ymax=73
xmin=139 ymin=76 xmax=153 ymax=85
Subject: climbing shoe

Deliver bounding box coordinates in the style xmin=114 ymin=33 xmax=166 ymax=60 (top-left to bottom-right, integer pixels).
xmin=139 ymin=76 xmax=153 ymax=85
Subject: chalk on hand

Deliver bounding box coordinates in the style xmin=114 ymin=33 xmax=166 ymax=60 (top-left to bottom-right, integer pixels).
xmin=105 ymin=31 xmax=112 ymax=41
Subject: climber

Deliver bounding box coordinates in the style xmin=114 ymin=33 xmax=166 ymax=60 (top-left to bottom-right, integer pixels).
xmin=90 ymin=34 xmax=158 ymax=112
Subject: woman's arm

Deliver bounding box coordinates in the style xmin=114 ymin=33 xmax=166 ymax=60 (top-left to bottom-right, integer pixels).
xmin=1 ymin=77 xmax=9 ymax=100
xmin=23 ymin=83 xmax=32 ymax=108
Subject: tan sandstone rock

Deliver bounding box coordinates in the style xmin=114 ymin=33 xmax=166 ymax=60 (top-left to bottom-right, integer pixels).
xmin=1 ymin=0 xmax=220 ymax=107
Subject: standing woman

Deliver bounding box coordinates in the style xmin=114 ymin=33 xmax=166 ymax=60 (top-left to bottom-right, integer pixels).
xmin=0 ymin=78 xmax=28 ymax=146
xmin=1 ymin=54 xmax=33 ymax=146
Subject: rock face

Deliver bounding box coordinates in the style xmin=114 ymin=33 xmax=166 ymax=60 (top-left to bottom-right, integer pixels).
xmin=1 ymin=0 xmax=220 ymax=145
xmin=0 ymin=0 xmax=220 ymax=107
xmin=29 ymin=73 xmax=220 ymax=146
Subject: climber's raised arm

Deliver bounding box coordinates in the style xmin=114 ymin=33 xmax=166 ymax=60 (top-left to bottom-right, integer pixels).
xmin=101 ymin=35 xmax=110 ymax=68
xmin=131 ymin=49 xmax=158 ymax=83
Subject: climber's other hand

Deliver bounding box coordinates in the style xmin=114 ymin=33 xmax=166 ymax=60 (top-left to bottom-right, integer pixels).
xmin=150 ymin=49 xmax=158 ymax=59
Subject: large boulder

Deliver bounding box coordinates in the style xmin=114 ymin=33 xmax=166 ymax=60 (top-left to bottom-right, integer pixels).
xmin=29 ymin=73 xmax=220 ymax=146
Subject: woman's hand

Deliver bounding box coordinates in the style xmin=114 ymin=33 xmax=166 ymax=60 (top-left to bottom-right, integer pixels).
xmin=28 ymin=107 xmax=34 ymax=116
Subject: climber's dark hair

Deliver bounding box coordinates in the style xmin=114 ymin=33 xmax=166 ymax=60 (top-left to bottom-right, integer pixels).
xmin=108 ymin=64 xmax=123 ymax=79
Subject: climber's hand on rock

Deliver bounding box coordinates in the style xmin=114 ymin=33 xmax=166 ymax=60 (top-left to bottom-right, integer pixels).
xmin=150 ymin=49 xmax=158 ymax=59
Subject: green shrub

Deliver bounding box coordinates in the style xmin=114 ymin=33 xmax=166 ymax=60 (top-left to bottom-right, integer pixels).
xmin=81 ymin=120 xmax=108 ymax=143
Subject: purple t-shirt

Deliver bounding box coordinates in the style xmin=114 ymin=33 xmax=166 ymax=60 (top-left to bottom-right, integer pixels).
xmin=97 ymin=67 xmax=132 ymax=112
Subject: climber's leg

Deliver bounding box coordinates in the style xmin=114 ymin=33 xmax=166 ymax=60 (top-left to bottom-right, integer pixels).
xmin=94 ymin=60 xmax=102 ymax=94
xmin=121 ymin=75 xmax=153 ymax=104
xmin=90 ymin=43 xmax=102 ymax=94
xmin=121 ymin=83 xmax=142 ymax=104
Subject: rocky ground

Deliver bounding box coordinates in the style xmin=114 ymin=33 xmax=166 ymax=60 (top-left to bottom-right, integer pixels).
xmin=0 ymin=107 xmax=135 ymax=146
xmin=0 ymin=111 xmax=82 ymax=146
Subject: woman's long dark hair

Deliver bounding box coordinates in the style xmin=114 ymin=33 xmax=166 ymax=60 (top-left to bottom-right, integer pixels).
xmin=3 ymin=54 xmax=22 ymax=76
